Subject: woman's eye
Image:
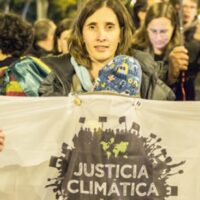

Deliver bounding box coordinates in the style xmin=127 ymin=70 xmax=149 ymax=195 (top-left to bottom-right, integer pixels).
xmin=160 ymin=30 xmax=167 ymax=34
xmin=88 ymin=25 xmax=95 ymax=30
xmin=106 ymin=25 xmax=114 ymax=30
xmin=151 ymin=29 xmax=157 ymax=34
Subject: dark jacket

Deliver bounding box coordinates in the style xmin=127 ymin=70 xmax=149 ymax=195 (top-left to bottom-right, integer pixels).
xmin=41 ymin=53 xmax=75 ymax=85
xmin=41 ymin=52 xmax=175 ymax=100
xmin=131 ymin=49 xmax=175 ymax=100
xmin=27 ymin=44 xmax=52 ymax=58
xmin=172 ymin=40 xmax=200 ymax=100
xmin=133 ymin=42 xmax=200 ymax=100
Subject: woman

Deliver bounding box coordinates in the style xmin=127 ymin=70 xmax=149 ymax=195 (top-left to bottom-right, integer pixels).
xmin=68 ymin=0 xmax=133 ymax=81
xmin=132 ymin=3 xmax=186 ymax=99
xmin=132 ymin=3 xmax=181 ymax=63
xmin=0 ymin=129 xmax=5 ymax=152
xmin=41 ymin=0 xmax=175 ymax=100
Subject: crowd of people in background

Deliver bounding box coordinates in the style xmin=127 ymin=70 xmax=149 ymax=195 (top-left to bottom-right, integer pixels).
xmin=0 ymin=0 xmax=200 ymax=150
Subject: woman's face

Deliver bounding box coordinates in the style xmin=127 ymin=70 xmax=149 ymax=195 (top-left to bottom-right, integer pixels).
xmin=57 ymin=30 xmax=71 ymax=54
xmin=147 ymin=17 xmax=174 ymax=54
xmin=82 ymin=6 xmax=121 ymax=66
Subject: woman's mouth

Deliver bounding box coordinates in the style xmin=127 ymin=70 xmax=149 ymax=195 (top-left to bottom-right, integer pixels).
xmin=94 ymin=45 xmax=109 ymax=52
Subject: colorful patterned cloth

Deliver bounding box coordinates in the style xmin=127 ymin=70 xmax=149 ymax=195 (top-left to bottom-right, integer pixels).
xmin=94 ymin=55 xmax=142 ymax=97
xmin=0 ymin=56 xmax=51 ymax=96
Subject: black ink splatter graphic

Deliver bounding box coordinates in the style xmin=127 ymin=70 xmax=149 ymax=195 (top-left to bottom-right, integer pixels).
xmin=46 ymin=116 xmax=185 ymax=200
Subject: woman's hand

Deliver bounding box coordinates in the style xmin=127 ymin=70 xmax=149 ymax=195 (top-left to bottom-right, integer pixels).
xmin=168 ymin=46 xmax=189 ymax=85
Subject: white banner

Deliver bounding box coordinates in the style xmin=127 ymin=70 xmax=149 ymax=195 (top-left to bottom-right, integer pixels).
xmin=0 ymin=94 xmax=200 ymax=200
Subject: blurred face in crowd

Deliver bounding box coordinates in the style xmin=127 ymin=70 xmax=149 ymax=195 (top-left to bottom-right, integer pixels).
xmin=82 ymin=6 xmax=121 ymax=67
xmin=183 ymin=0 xmax=198 ymax=27
xmin=147 ymin=17 xmax=174 ymax=54
xmin=57 ymin=29 xmax=71 ymax=53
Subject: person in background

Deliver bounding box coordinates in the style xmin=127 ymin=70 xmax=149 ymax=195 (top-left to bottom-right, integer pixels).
xmin=171 ymin=0 xmax=200 ymax=100
xmin=53 ymin=18 xmax=73 ymax=55
xmin=171 ymin=0 xmax=199 ymax=42
xmin=132 ymin=2 xmax=185 ymax=82
xmin=0 ymin=13 xmax=67 ymax=97
xmin=132 ymin=2 xmax=200 ymax=100
xmin=132 ymin=3 xmax=181 ymax=70
xmin=132 ymin=0 xmax=148 ymax=30
xmin=182 ymin=0 xmax=199 ymax=42
xmin=0 ymin=12 xmax=33 ymax=68
xmin=0 ymin=12 xmax=35 ymax=96
xmin=128 ymin=0 xmax=170 ymax=31
xmin=0 ymin=129 xmax=5 ymax=152
xmin=28 ymin=18 xmax=56 ymax=58
xmin=0 ymin=13 xmax=70 ymax=97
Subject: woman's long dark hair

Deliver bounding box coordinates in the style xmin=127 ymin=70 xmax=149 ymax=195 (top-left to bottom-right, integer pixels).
xmin=68 ymin=0 xmax=135 ymax=68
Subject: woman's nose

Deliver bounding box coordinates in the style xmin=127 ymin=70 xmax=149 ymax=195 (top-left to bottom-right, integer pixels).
xmin=96 ymin=28 xmax=106 ymax=41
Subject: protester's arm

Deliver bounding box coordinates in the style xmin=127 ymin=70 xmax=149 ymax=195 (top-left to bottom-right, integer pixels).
xmin=167 ymin=46 xmax=189 ymax=85
xmin=0 ymin=129 xmax=5 ymax=152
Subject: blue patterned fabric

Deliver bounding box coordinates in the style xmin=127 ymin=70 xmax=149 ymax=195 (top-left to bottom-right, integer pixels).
xmin=94 ymin=55 xmax=142 ymax=96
